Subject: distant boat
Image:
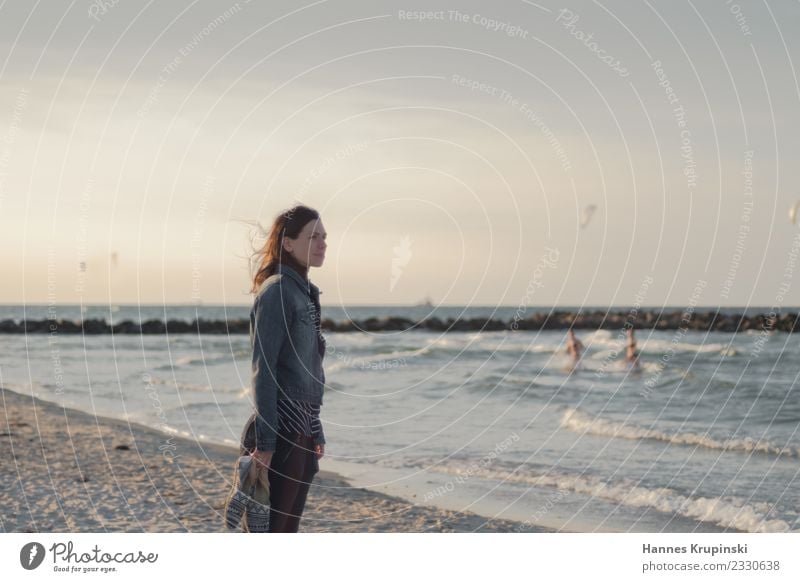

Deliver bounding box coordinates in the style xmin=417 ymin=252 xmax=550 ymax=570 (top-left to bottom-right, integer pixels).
xmin=415 ymin=295 xmax=434 ymax=308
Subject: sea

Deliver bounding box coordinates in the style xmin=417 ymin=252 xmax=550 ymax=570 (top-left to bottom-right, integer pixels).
xmin=1 ymin=304 xmax=798 ymax=533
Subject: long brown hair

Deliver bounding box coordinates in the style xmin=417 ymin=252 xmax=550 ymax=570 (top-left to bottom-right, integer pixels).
xmin=249 ymin=204 xmax=320 ymax=294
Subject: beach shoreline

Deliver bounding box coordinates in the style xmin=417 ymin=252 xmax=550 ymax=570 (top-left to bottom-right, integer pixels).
xmin=0 ymin=386 xmax=553 ymax=533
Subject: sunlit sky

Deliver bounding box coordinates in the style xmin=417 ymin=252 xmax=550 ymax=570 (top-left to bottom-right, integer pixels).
xmin=1 ymin=0 xmax=799 ymax=307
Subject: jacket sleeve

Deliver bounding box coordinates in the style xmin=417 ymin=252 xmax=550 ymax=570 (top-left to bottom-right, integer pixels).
xmin=251 ymin=283 xmax=292 ymax=451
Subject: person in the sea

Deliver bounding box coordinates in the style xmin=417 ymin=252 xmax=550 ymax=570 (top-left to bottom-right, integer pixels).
xmin=625 ymin=327 xmax=641 ymax=371
xmin=239 ymin=204 xmax=328 ymax=532
xmin=565 ymin=328 xmax=584 ymax=369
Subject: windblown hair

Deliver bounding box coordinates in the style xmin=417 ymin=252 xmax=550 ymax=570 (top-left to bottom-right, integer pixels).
xmin=249 ymin=204 xmax=320 ymax=294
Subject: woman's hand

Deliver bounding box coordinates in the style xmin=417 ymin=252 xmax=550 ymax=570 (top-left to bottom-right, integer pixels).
xmin=251 ymin=449 xmax=273 ymax=470
xmin=314 ymin=443 xmax=324 ymax=460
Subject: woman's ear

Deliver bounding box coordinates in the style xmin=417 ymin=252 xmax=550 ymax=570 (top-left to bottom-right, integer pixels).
xmin=281 ymin=237 xmax=293 ymax=253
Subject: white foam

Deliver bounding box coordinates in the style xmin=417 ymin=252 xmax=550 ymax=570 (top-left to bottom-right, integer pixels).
xmin=325 ymin=347 xmax=424 ymax=372
xmin=583 ymin=330 xmax=735 ymax=355
xmin=423 ymin=334 xmax=561 ymax=356
xmin=561 ymin=408 xmax=800 ymax=458
xmin=417 ymin=458 xmax=793 ymax=532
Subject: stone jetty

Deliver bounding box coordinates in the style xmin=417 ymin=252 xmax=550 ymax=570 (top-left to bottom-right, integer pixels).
xmin=1 ymin=310 xmax=798 ymax=334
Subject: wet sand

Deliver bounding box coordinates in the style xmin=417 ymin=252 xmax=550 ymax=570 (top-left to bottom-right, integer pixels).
xmin=0 ymin=387 xmax=553 ymax=533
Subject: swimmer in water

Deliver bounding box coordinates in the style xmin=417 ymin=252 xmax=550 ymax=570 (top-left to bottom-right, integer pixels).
xmin=625 ymin=327 xmax=641 ymax=371
xmin=565 ymin=328 xmax=584 ymax=371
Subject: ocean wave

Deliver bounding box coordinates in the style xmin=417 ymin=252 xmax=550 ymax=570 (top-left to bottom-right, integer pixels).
xmin=159 ymin=400 xmax=244 ymax=414
xmin=638 ymin=340 xmax=737 ymax=355
xmin=469 ymin=336 xmax=561 ymax=355
xmin=473 ymin=373 xmax=546 ymax=390
xmin=561 ymin=408 xmax=800 ymax=458
xmin=414 ymin=458 xmax=793 ymax=532
xmin=421 ymin=335 xmax=561 ymax=357
xmin=151 ymin=350 xmax=249 ymax=370
xmin=584 ymin=331 xmax=737 ymax=356
xmin=175 ymin=354 xmax=216 ymax=367
xmin=145 ymin=375 xmax=244 ymax=394
xmin=325 ymin=347 xmax=423 ymax=372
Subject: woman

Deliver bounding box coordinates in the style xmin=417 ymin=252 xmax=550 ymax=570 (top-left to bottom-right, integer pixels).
xmin=565 ymin=328 xmax=584 ymax=362
xmin=240 ymin=204 xmax=328 ymax=532
xmin=624 ymin=327 xmax=641 ymax=372
xmin=564 ymin=328 xmax=585 ymax=372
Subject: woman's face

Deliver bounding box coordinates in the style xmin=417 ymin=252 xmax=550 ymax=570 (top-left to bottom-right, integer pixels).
xmin=283 ymin=218 xmax=327 ymax=268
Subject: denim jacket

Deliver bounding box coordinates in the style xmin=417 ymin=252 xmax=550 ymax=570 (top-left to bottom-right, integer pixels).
xmin=249 ymin=263 xmax=326 ymax=451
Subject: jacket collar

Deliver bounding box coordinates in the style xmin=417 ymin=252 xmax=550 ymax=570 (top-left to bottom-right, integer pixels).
xmin=277 ymin=263 xmax=322 ymax=299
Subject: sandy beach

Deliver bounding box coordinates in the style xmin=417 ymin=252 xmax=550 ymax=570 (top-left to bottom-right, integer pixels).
xmin=0 ymin=387 xmax=552 ymax=533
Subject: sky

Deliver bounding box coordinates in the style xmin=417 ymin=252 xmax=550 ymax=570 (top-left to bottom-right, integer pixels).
xmin=1 ymin=0 xmax=799 ymax=308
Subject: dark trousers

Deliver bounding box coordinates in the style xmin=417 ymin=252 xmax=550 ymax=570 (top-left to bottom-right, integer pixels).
xmin=266 ymin=431 xmax=319 ymax=533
